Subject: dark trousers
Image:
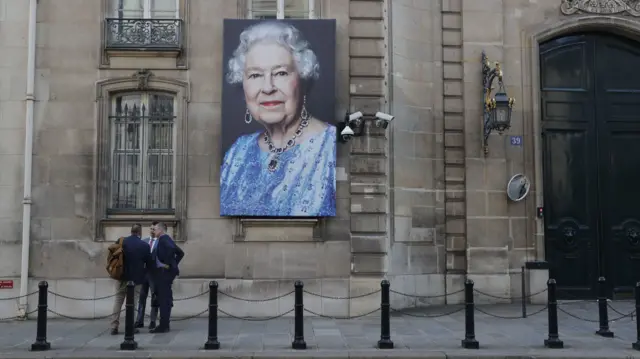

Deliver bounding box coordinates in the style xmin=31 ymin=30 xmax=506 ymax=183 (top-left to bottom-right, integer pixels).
xmin=153 ymin=270 xmax=175 ymax=329
xmin=135 ymin=279 xmax=158 ymax=324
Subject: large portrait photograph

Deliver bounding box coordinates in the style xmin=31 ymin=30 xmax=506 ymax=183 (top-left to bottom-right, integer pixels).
xmin=220 ymin=19 xmax=337 ymax=217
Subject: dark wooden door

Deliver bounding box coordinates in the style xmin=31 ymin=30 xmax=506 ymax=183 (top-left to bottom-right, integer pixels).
xmin=540 ymin=33 xmax=640 ymax=299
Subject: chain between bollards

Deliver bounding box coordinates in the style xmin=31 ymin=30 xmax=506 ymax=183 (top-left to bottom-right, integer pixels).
xmin=461 ymin=279 xmax=479 ymax=349
xmin=204 ymin=281 xmax=220 ymax=350
xmin=30 ymin=281 xmax=50 ymax=352
xmin=377 ymin=280 xmax=394 ymax=349
xmin=291 ymin=281 xmax=306 ymax=350
xmin=595 ymin=276 xmax=614 ymax=338
xmin=120 ymin=281 xmax=138 ymax=351
xmin=544 ymin=279 xmax=563 ymax=349
xmin=633 ymin=282 xmax=640 ymax=351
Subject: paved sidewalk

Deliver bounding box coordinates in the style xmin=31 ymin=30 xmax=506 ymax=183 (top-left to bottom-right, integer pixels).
xmin=1 ymin=301 xmax=639 ymax=358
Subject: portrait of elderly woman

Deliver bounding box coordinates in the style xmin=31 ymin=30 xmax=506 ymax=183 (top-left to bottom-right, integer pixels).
xmin=220 ymin=20 xmax=337 ymax=217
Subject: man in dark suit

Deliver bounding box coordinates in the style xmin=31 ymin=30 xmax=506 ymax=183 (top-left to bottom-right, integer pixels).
xmin=134 ymin=222 xmax=159 ymax=330
xmin=110 ymin=224 xmax=154 ymax=335
xmin=149 ymin=221 xmax=184 ymax=333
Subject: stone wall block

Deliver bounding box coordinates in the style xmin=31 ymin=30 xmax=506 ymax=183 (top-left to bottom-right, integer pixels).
xmin=350 ymin=174 xmax=387 ymax=194
xmin=467 ymin=247 xmax=509 ymax=275
xmin=349 ymin=0 xmax=384 ymax=18
xmin=350 ymin=38 xmax=385 ymax=57
xmin=350 ymin=213 xmax=387 ymax=233
xmin=350 ymin=58 xmax=385 ymax=77
xmin=351 ymin=194 xmax=387 ymax=213
xmin=349 ymin=277 xmax=381 ymax=315
xmin=444 ymin=147 xmax=464 ymax=165
xmin=389 ymin=243 xmax=439 ymax=275
xmin=350 ymin=155 xmax=386 ymax=174
xmin=443 ymin=63 xmax=463 ymax=80
xmin=442 ymin=30 xmax=462 ymax=46
xmin=351 ymin=253 xmax=387 ymax=274
xmin=349 ymin=19 xmax=384 ymax=38
xmin=350 ymin=78 xmax=385 ymax=96
xmin=351 ymin=236 xmax=387 ymax=253
xmin=442 ymin=0 xmax=462 ymax=12
xmin=350 ymin=133 xmax=387 ymax=155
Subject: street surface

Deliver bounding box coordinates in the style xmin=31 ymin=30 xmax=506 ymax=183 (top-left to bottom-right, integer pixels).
xmin=1 ymin=301 xmax=639 ymax=358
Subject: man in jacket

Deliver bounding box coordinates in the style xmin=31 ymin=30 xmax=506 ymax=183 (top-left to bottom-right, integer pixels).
xmin=149 ymin=222 xmax=184 ymax=333
xmin=110 ymin=224 xmax=154 ymax=335
xmin=134 ymin=222 xmax=159 ymax=329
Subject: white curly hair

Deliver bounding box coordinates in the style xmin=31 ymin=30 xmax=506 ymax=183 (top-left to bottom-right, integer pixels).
xmin=226 ymin=21 xmax=320 ymax=85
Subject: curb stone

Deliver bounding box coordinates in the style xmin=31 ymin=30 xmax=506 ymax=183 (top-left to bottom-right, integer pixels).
xmin=2 ymin=351 xmax=640 ymax=359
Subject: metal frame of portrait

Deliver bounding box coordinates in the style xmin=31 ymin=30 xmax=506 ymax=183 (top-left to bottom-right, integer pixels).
xmin=219 ymin=19 xmax=337 ymax=218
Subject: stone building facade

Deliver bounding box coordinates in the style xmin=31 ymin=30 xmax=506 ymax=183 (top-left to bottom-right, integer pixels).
xmin=1 ymin=0 xmax=640 ymax=318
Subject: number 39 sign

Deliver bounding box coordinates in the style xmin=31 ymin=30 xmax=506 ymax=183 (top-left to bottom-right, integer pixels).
xmin=510 ymin=136 xmax=523 ymax=146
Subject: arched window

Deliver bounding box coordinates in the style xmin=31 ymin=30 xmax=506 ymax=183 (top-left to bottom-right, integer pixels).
xmin=94 ymin=71 xmax=189 ymax=241
xmin=109 ymin=92 xmax=176 ymax=212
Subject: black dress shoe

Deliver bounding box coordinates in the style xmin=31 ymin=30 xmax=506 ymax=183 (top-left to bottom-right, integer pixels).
xmin=149 ymin=326 xmax=170 ymax=333
xmin=134 ymin=322 xmax=144 ymax=329
xmin=148 ymin=321 xmax=156 ymax=330
xmin=110 ymin=328 xmax=118 ymax=335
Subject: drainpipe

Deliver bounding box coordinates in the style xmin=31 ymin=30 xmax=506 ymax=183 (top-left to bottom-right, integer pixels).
xmin=18 ymin=0 xmax=38 ymax=316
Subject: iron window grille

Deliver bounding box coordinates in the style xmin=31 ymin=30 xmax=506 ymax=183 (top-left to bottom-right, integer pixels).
xmin=105 ymin=0 xmax=182 ymax=50
xmin=108 ymin=93 xmax=176 ymax=213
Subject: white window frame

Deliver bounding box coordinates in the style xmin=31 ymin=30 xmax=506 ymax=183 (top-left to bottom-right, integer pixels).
xmin=111 ymin=0 xmax=180 ymax=19
xmin=247 ymin=0 xmax=316 ymax=19
xmin=109 ymin=92 xmax=177 ymax=212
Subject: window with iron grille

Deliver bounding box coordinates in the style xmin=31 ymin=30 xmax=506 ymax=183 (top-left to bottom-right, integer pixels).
xmin=109 ymin=92 xmax=176 ymax=213
xmin=105 ymin=0 xmax=182 ymax=50
xmin=247 ymin=0 xmax=316 ymax=19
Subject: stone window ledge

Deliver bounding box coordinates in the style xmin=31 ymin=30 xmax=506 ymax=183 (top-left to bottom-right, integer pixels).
xmin=100 ymin=217 xmax=182 ymax=242
xmin=234 ymin=218 xmax=324 ymax=242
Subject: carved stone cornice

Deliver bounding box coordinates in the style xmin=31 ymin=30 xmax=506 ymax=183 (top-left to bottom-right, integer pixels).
xmin=561 ymin=0 xmax=640 ymax=16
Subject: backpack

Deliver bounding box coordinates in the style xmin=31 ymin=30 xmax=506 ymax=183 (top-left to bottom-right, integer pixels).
xmin=106 ymin=237 xmax=125 ymax=280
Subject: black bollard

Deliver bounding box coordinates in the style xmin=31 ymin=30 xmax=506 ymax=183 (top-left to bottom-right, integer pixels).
xmin=461 ymin=279 xmax=479 ymax=349
xmin=291 ymin=281 xmax=306 ymax=350
xmin=633 ymin=282 xmax=640 ymax=350
xmin=204 ymin=281 xmax=220 ymax=350
xmin=30 ymin=281 xmax=51 ymax=351
xmin=521 ymin=266 xmax=527 ymax=318
xmin=377 ymin=280 xmax=394 ymax=349
xmin=544 ymin=279 xmax=563 ymax=349
xmin=595 ymin=276 xmax=614 ymax=338
xmin=120 ymin=281 xmax=138 ymax=350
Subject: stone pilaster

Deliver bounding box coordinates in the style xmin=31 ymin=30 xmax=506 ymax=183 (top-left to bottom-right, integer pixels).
xmin=442 ymin=0 xmax=466 ymax=274
xmin=348 ymin=0 xmax=388 ymax=276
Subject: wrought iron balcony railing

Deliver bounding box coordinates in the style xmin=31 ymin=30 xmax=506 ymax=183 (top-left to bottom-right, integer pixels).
xmin=104 ymin=18 xmax=183 ymax=51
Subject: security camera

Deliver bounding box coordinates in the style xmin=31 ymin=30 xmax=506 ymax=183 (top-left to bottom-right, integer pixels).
xmin=349 ymin=111 xmax=363 ymax=123
xmin=340 ymin=124 xmax=354 ymax=142
xmin=374 ymin=111 xmax=395 ymax=129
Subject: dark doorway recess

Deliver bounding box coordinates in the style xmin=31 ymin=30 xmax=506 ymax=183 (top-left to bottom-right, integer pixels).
xmin=540 ymin=32 xmax=640 ymax=299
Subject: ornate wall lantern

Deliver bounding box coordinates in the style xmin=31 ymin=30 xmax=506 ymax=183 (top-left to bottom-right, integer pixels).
xmin=482 ymin=51 xmax=515 ymax=156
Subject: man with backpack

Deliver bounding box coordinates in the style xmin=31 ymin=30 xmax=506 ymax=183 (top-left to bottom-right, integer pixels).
xmin=106 ymin=223 xmax=154 ymax=335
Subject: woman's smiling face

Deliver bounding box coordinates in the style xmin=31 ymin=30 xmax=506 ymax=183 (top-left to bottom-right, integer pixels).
xmin=242 ymin=42 xmax=301 ymax=126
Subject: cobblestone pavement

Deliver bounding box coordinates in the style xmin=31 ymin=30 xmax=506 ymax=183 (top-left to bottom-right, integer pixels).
xmin=1 ymin=301 xmax=640 ymax=358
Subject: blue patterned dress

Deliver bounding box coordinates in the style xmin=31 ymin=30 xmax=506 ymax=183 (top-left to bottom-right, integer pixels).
xmin=220 ymin=125 xmax=336 ymax=217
